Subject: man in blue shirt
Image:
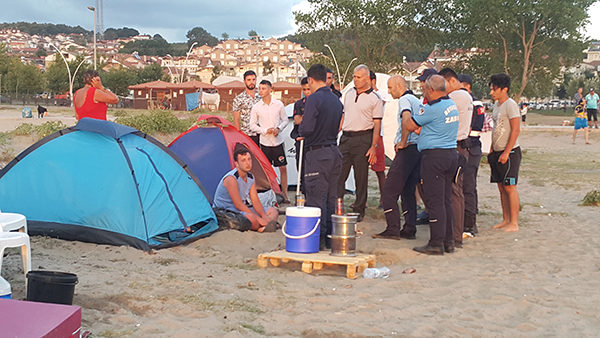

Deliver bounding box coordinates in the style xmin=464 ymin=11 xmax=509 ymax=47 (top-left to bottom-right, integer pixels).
xmin=299 ymin=64 xmax=344 ymax=250
xmin=404 ymin=75 xmax=459 ymax=255
xmin=585 ymin=88 xmax=599 ymax=129
xmin=373 ymin=75 xmax=423 ymax=240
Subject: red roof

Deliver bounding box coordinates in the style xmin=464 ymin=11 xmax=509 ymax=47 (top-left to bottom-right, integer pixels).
xmin=177 ymin=80 xmax=216 ymax=90
xmin=215 ymin=80 xmax=246 ymax=89
xmin=129 ymin=80 xmax=174 ymax=90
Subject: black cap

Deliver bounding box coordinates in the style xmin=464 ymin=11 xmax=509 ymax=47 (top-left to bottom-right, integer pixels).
xmin=416 ymin=68 xmax=438 ymax=82
xmin=457 ymin=74 xmax=472 ymax=85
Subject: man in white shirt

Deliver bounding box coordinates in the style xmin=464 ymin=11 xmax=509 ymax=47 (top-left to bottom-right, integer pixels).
xmin=439 ymin=68 xmax=473 ymax=248
xmin=250 ymin=80 xmax=290 ymax=203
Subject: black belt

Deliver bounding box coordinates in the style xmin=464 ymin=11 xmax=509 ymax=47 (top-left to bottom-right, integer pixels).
xmin=342 ymin=129 xmax=373 ymax=137
xmin=306 ymin=144 xmax=334 ymax=151
xmin=421 ymin=148 xmax=457 ymax=154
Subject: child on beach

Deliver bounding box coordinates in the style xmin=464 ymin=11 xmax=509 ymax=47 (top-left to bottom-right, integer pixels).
xmin=573 ymin=99 xmax=590 ymax=145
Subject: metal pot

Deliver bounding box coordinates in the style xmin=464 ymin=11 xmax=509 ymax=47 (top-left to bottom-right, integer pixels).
xmin=329 ymin=214 xmax=359 ymax=256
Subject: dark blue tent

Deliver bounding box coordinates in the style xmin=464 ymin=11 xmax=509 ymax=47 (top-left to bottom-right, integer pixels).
xmin=0 ymin=118 xmax=219 ymax=250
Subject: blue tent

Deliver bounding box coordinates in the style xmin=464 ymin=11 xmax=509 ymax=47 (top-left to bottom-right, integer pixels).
xmin=0 ymin=118 xmax=219 ymax=250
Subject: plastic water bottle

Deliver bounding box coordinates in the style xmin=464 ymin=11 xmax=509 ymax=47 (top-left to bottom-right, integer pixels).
xmin=363 ymin=267 xmax=391 ymax=279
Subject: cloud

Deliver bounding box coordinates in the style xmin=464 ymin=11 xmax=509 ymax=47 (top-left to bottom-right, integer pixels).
xmin=0 ymin=0 xmax=306 ymax=42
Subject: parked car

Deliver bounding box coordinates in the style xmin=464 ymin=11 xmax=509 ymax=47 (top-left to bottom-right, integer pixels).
xmin=55 ymin=92 xmax=69 ymax=100
xmin=35 ymin=92 xmax=51 ymax=99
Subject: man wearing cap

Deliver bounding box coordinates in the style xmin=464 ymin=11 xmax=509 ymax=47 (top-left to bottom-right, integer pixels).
xmin=439 ymin=68 xmax=472 ymax=248
xmin=404 ymin=75 xmax=459 ymax=255
xmin=414 ymin=68 xmax=438 ymax=225
xmin=585 ymin=88 xmax=599 ymax=129
xmin=373 ymin=75 xmax=422 ymax=240
xmin=338 ymin=64 xmax=383 ymax=222
xmin=458 ymin=73 xmax=485 ymax=235
xmin=299 ymin=64 xmax=344 ymax=250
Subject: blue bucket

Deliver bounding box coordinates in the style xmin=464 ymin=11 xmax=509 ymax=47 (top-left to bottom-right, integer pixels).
xmin=283 ymin=207 xmax=321 ymax=253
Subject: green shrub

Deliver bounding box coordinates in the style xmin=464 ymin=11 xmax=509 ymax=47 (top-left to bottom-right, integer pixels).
xmin=11 ymin=121 xmax=67 ymax=140
xmin=115 ymin=110 xmax=196 ymax=135
xmin=582 ymin=190 xmax=600 ymax=206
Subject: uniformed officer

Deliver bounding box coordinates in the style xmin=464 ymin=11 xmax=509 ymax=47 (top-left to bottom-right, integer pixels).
xmin=290 ymin=77 xmax=312 ymax=194
xmin=372 ymin=75 xmax=422 ymax=240
xmin=337 ymin=64 xmax=383 ymax=222
xmin=404 ymin=75 xmax=459 ymax=255
xmin=458 ymin=73 xmax=485 ymax=235
xmin=298 ymin=64 xmax=344 ymax=250
xmin=439 ymin=68 xmax=472 ymax=248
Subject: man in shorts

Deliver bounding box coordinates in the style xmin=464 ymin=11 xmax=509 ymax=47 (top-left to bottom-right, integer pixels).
xmin=488 ymin=73 xmax=521 ymax=233
xmin=250 ymin=80 xmax=290 ymax=203
xmin=213 ymin=148 xmax=279 ymax=232
xmin=585 ymin=88 xmax=599 ymax=129
xmin=573 ymin=98 xmax=590 ymax=145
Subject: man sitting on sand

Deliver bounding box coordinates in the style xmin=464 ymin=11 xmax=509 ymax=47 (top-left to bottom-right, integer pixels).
xmin=213 ymin=148 xmax=279 ymax=232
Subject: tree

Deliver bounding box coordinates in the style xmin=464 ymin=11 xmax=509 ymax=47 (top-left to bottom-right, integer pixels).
xmin=221 ymin=32 xmax=229 ymax=40
xmin=210 ymin=65 xmax=222 ymax=83
xmin=248 ymin=30 xmax=258 ymax=38
xmin=104 ymin=27 xmax=140 ymax=40
xmin=294 ymin=0 xmax=427 ymax=72
xmin=101 ymin=67 xmax=136 ymax=97
xmin=153 ymin=34 xmax=165 ymax=41
xmin=423 ymin=0 xmax=595 ymax=101
xmin=136 ymin=63 xmax=169 ymax=84
xmin=36 ymin=48 xmax=47 ymax=57
xmin=262 ymin=60 xmax=274 ymax=76
xmin=186 ymin=27 xmax=218 ymax=48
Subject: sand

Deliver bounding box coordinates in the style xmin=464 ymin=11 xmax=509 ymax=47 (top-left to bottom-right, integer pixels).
xmin=2 ymin=107 xmax=600 ymax=337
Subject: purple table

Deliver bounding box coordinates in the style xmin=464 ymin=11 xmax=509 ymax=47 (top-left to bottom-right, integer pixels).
xmin=0 ymin=299 xmax=81 ymax=337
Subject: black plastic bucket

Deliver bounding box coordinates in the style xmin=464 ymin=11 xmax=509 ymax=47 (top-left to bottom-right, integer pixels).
xmin=26 ymin=271 xmax=78 ymax=305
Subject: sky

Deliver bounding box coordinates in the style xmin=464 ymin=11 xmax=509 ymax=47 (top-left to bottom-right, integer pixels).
xmin=0 ymin=0 xmax=598 ymax=42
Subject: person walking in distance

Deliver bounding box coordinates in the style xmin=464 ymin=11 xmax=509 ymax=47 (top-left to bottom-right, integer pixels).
xmin=298 ymin=64 xmax=344 ymax=250
xmin=439 ymin=68 xmax=472 ymax=249
xmin=372 ymin=75 xmax=423 ymax=240
xmin=404 ymin=75 xmax=459 ymax=255
xmin=249 ymin=80 xmax=290 ymax=203
xmin=488 ymin=73 xmax=521 ymax=232
xmin=457 ymin=73 xmax=485 ymax=235
xmin=337 ymin=65 xmax=383 ymax=222
xmin=233 ymin=70 xmax=261 ymax=145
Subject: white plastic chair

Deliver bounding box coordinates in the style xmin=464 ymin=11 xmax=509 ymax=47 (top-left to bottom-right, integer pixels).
xmin=0 ymin=232 xmax=32 ymax=280
xmin=0 ymin=213 xmax=27 ymax=233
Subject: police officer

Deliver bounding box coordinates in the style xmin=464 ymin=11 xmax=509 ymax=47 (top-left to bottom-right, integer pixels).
xmin=458 ymin=73 xmax=485 ymax=235
xmin=372 ymin=75 xmax=422 ymax=240
xmin=298 ymin=64 xmax=344 ymax=250
xmin=404 ymin=75 xmax=459 ymax=255
xmin=290 ymin=77 xmax=312 ymax=194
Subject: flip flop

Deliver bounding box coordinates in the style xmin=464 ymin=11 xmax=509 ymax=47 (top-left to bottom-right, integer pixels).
xmin=261 ymin=221 xmax=278 ymax=233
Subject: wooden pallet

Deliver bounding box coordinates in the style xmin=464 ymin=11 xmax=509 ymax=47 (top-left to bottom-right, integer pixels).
xmin=257 ymin=250 xmax=376 ymax=279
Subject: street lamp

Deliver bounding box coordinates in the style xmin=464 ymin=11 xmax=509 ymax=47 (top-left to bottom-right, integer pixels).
xmin=49 ymin=43 xmax=73 ymax=103
xmin=158 ymin=57 xmax=174 ymax=79
xmin=341 ymin=57 xmax=358 ymax=89
xmin=166 ymin=54 xmax=178 ymax=83
xmin=323 ymin=44 xmax=341 ymax=89
xmin=87 ymin=6 xmax=97 ymax=70
xmin=182 ymin=41 xmax=198 ymax=83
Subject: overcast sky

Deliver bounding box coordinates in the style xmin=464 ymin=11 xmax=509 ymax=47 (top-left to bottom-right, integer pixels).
xmin=0 ymin=0 xmax=598 ymax=42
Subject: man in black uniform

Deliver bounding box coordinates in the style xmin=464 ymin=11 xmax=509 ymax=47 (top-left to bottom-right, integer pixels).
xmin=299 ymin=64 xmax=344 ymax=250
xmin=290 ymin=77 xmax=312 ymax=195
xmin=326 ymin=68 xmax=343 ymax=98
xmin=458 ymin=73 xmax=485 ymax=235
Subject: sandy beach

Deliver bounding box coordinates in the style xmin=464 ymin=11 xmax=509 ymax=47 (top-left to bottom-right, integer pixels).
xmin=2 ymin=106 xmax=600 ymax=337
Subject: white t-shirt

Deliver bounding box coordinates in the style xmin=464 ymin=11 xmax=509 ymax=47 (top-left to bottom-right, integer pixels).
xmin=448 ymin=89 xmax=473 ymax=141
xmin=492 ymin=98 xmax=520 ymax=152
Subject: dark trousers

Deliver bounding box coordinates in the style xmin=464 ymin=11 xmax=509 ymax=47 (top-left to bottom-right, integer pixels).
xmin=382 ymin=144 xmax=421 ymax=235
xmin=304 ymin=146 xmax=342 ymax=242
xmin=463 ymin=137 xmax=482 ymax=232
xmin=337 ymin=132 xmax=373 ymax=214
xmin=451 ymin=145 xmax=469 ymax=244
xmin=421 ymin=149 xmax=458 ymax=248
xmin=295 ymin=140 xmax=306 ymax=194
xmin=249 ymin=134 xmax=260 ymax=147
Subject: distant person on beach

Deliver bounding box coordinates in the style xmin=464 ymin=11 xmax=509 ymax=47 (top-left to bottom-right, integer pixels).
xmin=213 ymin=148 xmax=279 ymax=232
xmin=74 ymin=70 xmax=119 ymax=121
xmin=249 ymin=80 xmax=290 ymax=204
xmin=573 ymin=98 xmax=590 ymax=145
xmin=233 ymin=70 xmax=261 ymax=145
xmin=585 ymin=88 xmax=599 ymax=129
xmin=488 ymin=73 xmax=521 ymax=233
xmin=520 ymin=103 xmax=528 ymax=126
